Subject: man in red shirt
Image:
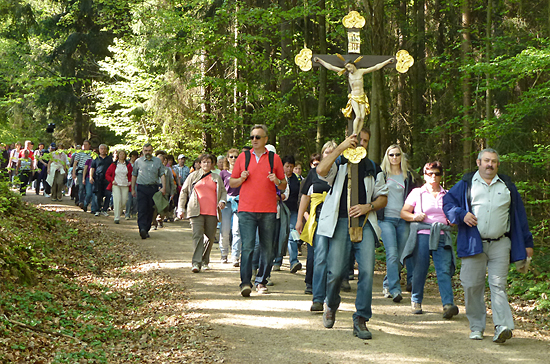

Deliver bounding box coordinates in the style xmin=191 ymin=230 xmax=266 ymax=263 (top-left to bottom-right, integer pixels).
xmin=230 ymin=125 xmax=287 ymax=297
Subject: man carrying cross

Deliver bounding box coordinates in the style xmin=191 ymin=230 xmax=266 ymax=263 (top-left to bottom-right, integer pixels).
xmin=314 ymin=56 xmax=394 ymax=135
xmin=316 ymin=133 xmax=388 ymax=339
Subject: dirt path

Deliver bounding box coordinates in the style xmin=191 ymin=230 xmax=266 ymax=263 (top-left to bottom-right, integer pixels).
xmin=29 ymin=195 xmax=549 ymax=363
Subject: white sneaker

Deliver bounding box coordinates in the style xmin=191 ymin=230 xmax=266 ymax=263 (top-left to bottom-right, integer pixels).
xmin=202 ymin=264 xmax=211 ymax=271
xmin=469 ymin=331 xmax=484 ymax=340
xmin=94 ymin=212 xmax=100 ymax=216
xmin=101 ymin=211 xmax=109 ymax=217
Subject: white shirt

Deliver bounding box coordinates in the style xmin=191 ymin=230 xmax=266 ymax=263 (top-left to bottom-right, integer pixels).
xmin=114 ymin=163 xmax=129 ymax=187
xmin=471 ymin=170 xmax=510 ymax=239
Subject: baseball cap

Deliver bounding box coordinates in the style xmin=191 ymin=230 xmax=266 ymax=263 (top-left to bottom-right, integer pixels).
xmin=178 ymin=154 xmax=186 ymax=159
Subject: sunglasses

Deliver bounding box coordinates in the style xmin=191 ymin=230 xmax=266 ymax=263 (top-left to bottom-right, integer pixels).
xmin=249 ymin=135 xmax=265 ymax=140
xmin=424 ymin=171 xmax=442 ymax=177
xmin=389 ymin=153 xmax=401 ymax=157
xmin=312 ymin=162 xmax=320 ymax=167
xmin=228 ymin=155 xmax=238 ymax=159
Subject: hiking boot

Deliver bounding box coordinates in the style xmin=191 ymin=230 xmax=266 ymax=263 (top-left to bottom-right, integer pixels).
xmin=443 ymin=304 xmax=459 ymax=319
xmin=392 ymin=292 xmax=403 ymax=303
xmin=290 ymin=262 xmax=302 ymax=273
xmin=323 ymin=304 xmax=336 ymax=328
xmin=411 ymin=302 xmax=423 ymax=314
xmin=304 ymin=285 xmax=312 ymax=295
xmin=240 ymin=286 xmax=251 ymax=297
xmin=353 ymin=316 xmax=372 ymax=340
xmin=341 ymin=280 xmax=351 ymax=292
xmin=310 ymin=302 xmax=323 ymax=312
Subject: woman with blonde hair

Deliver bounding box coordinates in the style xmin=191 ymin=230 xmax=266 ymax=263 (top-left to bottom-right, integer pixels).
xmin=377 ymin=144 xmax=418 ymax=302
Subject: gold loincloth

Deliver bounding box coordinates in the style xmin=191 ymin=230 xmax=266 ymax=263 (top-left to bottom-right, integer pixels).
xmin=341 ymin=93 xmax=370 ymax=119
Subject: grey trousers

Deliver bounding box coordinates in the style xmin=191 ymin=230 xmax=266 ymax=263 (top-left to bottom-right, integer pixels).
xmin=190 ymin=215 xmax=218 ymax=267
xmin=460 ymin=237 xmax=514 ymax=332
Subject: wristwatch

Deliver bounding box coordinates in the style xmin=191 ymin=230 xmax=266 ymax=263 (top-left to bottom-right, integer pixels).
xmin=369 ymin=203 xmax=375 ymax=211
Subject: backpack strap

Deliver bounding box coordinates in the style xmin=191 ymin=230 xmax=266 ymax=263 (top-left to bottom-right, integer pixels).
xmin=244 ymin=151 xmax=251 ymax=171
xmin=268 ymin=151 xmax=274 ymax=173
xmin=245 ymin=150 xmax=274 ymax=173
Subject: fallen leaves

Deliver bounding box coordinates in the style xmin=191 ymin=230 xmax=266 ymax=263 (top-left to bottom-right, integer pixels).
xmin=0 ymin=204 xmax=225 ymax=363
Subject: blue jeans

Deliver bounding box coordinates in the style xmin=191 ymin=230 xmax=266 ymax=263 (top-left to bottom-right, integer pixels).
xmin=380 ymin=217 xmax=410 ymax=295
xmin=84 ymin=177 xmax=96 ymax=211
xmin=230 ymin=209 xmax=241 ymax=262
xmin=411 ymin=234 xmax=454 ymax=306
xmin=325 ymin=218 xmax=376 ymax=321
xmin=312 ymin=231 xmax=329 ymax=303
xmin=77 ymin=172 xmax=85 ymax=203
xmin=238 ymin=212 xmax=276 ymax=288
xmin=274 ymin=211 xmax=300 ymax=266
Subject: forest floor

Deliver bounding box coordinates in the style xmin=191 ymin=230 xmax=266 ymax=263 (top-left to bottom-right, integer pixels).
xmin=25 ymin=194 xmax=550 ymax=364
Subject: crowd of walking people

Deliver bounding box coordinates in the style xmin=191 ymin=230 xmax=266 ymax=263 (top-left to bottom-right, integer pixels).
xmin=0 ymin=126 xmax=534 ymax=343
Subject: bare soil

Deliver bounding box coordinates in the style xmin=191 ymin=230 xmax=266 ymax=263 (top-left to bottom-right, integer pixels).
xmin=30 ymin=195 xmax=550 ymax=363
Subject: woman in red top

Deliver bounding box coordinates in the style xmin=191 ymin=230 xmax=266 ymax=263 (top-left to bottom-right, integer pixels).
xmin=106 ymin=150 xmax=133 ymax=224
xmin=177 ymin=154 xmax=227 ymax=273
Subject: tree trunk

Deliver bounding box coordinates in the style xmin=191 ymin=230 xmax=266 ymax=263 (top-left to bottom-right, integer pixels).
xmin=316 ymin=0 xmax=327 ymax=152
xmin=367 ymin=0 xmax=386 ymax=163
xmin=201 ymin=50 xmax=212 ymax=152
xmin=485 ymin=0 xmax=493 ymax=122
xmin=278 ymin=0 xmax=293 ymax=152
xmin=461 ymin=0 xmax=473 ymax=170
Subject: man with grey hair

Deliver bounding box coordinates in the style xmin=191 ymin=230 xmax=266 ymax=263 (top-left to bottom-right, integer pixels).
xmin=132 ymin=143 xmax=166 ymax=239
xmin=90 ymin=144 xmax=113 ymax=217
xmin=229 ymin=124 xmax=287 ymax=296
xmin=444 ymin=148 xmax=534 ymax=343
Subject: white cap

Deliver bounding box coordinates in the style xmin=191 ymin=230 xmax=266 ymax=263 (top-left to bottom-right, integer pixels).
xmin=265 ymin=144 xmax=276 ymax=154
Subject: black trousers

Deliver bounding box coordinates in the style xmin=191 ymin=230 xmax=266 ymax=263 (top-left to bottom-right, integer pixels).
xmin=136 ymin=184 xmax=157 ymax=233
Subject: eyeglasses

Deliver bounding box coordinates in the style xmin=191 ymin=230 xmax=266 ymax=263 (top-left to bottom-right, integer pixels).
xmin=424 ymin=171 xmax=442 ymax=177
xmin=249 ymin=135 xmax=265 ymax=140
xmin=228 ymin=155 xmax=238 ymax=159
xmin=388 ymin=153 xmax=401 ymax=157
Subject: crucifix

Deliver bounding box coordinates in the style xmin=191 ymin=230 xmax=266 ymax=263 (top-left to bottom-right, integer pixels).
xmin=295 ymin=11 xmax=413 ymax=241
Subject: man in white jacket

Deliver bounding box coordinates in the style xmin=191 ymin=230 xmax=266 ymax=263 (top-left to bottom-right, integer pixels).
xmin=316 ymin=133 xmax=388 ymax=340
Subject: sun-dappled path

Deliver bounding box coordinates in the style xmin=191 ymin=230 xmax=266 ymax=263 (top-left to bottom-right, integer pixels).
xmin=28 ymin=194 xmax=550 ymax=363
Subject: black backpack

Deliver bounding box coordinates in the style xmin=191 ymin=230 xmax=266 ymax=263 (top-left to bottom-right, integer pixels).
xmin=244 ymin=150 xmax=274 ymax=173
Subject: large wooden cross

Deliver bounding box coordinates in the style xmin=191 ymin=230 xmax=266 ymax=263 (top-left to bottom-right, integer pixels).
xmin=295 ymin=11 xmax=413 ymax=241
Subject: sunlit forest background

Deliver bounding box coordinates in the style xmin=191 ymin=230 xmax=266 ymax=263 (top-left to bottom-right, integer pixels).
xmin=2 ymin=0 xmax=550 ymax=249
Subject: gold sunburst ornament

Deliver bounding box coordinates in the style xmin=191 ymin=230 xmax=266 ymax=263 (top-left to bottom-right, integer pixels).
xmin=295 ymin=48 xmax=313 ymax=71
xmin=343 ymin=146 xmax=367 ymax=164
xmin=342 ymin=11 xmax=366 ymax=29
xmin=395 ymin=50 xmax=414 ymax=73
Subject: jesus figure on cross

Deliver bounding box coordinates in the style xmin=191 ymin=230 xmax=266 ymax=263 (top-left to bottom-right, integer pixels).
xmin=314 ymin=56 xmax=394 ymax=135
